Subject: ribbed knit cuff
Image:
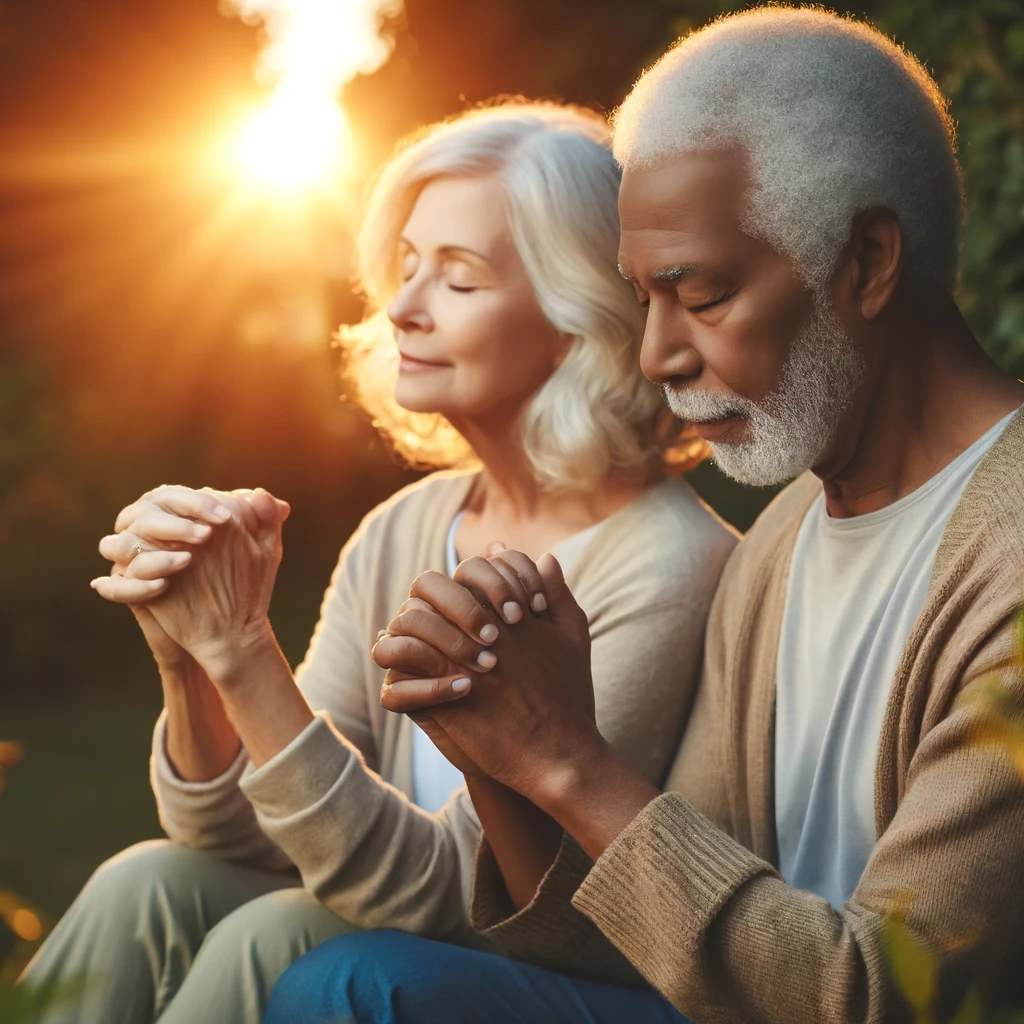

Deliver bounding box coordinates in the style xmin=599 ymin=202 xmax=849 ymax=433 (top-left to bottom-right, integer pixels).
xmin=572 ymin=792 xmax=776 ymax=956
xmin=471 ymin=830 xmax=594 ymax=940
xmin=151 ymin=708 xmax=249 ymax=793
xmin=470 ymin=832 xmax=645 ymax=987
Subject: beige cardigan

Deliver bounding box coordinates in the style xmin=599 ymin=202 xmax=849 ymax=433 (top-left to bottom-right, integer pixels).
xmin=150 ymin=469 xmax=737 ymax=944
xmin=473 ymin=410 xmax=1024 ymax=1022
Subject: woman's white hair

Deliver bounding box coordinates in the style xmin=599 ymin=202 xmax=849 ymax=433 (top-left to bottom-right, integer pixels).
xmin=338 ymin=100 xmax=704 ymax=492
xmin=612 ymin=6 xmax=963 ymax=293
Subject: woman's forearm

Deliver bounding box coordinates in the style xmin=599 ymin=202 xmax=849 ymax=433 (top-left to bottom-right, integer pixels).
xmin=202 ymin=629 xmax=315 ymax=769
xmin=162 ymin=661 xmax=242 ymax=782
xmin=465 ymin=775 xmax=564 ymax=911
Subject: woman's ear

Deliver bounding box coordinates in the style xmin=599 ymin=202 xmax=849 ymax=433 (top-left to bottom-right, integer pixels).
xmin=838 ymin=209 xmax=904 ymax=323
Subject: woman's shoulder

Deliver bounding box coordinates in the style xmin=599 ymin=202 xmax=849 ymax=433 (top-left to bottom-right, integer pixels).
xmin=570 ymin=476 xmax=739 ymax=610
xmin=349 ymin=469 xmax=476 ymax=545
xmin=330 ymin=469 xmax=476 ymax=593
xmin=599 ymin=476 xmax=739 ymax=567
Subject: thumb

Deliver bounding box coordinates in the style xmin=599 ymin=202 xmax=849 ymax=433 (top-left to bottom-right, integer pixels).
xmin=246 ymin=488 xmax=290 ymax=529
xmin=536 ymin=552 xmax=585 ymax=630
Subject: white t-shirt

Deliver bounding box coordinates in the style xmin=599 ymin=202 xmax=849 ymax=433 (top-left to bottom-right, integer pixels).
xmin=411 ymin=512 xmax=602 ymax=813
xmin=774 ymin=409 xmax=1018 ymax=909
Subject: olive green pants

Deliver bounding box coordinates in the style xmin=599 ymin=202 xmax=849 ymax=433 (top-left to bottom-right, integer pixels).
xmin=18 ymin=840 xmax=354 ymax=1024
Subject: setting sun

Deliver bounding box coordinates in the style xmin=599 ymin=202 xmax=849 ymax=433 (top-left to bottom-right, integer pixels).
xmin=234 ymin=88 xmax=352 ymax=195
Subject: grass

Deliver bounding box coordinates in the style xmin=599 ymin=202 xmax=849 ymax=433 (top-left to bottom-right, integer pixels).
xmin=0 ymin=688 xmax=164 ymax=925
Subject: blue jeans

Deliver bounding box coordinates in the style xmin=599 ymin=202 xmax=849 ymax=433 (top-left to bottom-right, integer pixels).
xmin=264 ymin=930 xmax=691 ymax=1024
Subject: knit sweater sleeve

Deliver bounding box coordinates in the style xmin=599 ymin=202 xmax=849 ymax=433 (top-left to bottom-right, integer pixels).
xmin=471 ymin=495 xmax=738 ymax=983
xmin=483 ymin=613 xmax=1024 ymax=1023
xmin=148 ymin=514 xmax=388 ymax=872
xmin=238 ymin=712 xmax=482 ymax=941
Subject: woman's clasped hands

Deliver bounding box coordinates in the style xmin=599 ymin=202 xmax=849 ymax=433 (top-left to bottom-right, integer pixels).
xmin=91 ymin=484 xmax=291 ymax=683
xmin=372 ymin=550 xmax=608 ymax=803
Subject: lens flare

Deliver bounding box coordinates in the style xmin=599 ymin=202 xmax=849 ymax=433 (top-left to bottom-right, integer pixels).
xmin=222 ymin=0 xmax=402 ymax=197
xmin=235 ymin=88 xmax=351 ymax=193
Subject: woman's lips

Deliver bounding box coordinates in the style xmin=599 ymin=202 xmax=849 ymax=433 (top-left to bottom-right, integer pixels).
xmin=691 ymin=413 xmax=745 ymax=442
xmin=398 ymin=352 xmax=451 ymax=372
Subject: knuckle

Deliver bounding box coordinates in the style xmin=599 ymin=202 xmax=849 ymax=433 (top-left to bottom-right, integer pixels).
xmin=410 ymin=569 xmax=442 ymax=597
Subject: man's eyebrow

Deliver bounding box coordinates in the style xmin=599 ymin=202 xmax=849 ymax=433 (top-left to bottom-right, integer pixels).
xmin=651 ymin=263 xmax=702 ymax=284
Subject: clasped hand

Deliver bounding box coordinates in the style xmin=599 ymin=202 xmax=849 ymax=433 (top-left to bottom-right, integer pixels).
xmin=372 ymin=550 xmax=605 ymax=802
xmin=91 ymin=484 xmax=290 ymax=682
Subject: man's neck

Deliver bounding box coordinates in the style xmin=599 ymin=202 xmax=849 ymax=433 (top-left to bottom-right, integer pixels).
xmin=816 ymin=294 xmax=1024 ymax=519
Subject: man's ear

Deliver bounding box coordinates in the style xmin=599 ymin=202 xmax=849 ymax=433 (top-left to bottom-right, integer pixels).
xmin=837 ymin=209 xmax=904 ymax=322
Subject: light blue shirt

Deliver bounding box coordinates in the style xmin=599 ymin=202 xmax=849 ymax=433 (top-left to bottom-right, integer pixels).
xmin=410 ymin=512 xmax=472 ymax=813
xmin=774 ymin=410 xmax=1017 ymax=909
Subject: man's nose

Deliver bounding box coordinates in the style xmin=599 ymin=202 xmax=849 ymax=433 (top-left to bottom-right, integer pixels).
xmin=639 ymin=307 xmax=702 ymax=385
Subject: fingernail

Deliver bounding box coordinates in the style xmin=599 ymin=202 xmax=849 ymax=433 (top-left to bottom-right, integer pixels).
xmin=502 ymin=601 xmax=522 ymax=624
xmin=479 ymin=623 xmax=499 ymax=644
xmin=89 ymin=578 xmax=102 ymax=589
xmin=452 ymin=678 xmax=472 ymax=693
xmin=476 ymin=651 xmax=497 ymax=670
xmin=531 ymin=593 xmax=547 ymax=613
xmin=376 ymin=630 xmax=389 ymax=641
xmin=212 ymin=505 xmax=232 ymax=522
xmin=169 ymin=551 xmax=191 ymax=565
xmin=194 ymin=523 xmax=212 ymax=537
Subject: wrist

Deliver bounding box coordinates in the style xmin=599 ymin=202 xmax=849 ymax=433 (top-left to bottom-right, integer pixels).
xmin=519 ymin=727 xmax=611 ymax=815
xmin=192 ymin=621 xmax=280 ymax=689
xmin=158 ymin=656 xmax=209 ymax=692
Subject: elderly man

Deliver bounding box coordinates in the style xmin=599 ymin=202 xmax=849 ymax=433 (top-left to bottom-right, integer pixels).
xmin=268 ymin=7 xmax=1024 ymax=1023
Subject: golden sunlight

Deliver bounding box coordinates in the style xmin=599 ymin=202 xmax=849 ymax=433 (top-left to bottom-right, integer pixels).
xmin=234 ymin=88 xmax=352 ymax=194
xmin=223 ymin=0 xmax=402 ymax=199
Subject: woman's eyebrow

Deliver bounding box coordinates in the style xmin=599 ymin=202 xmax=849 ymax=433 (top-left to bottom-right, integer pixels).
xmin=437 ymin=244 xmax=492 ymax=265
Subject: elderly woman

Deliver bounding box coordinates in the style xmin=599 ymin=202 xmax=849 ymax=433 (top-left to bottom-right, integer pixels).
xmin=21 ymin=101 xmax=736 ymax=1024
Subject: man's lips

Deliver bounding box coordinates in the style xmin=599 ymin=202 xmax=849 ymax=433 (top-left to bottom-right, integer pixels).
xmin=398 ymin=352 xmax=451 ymax=372
xmin=690 ymin=413 xmax=745 ymax=442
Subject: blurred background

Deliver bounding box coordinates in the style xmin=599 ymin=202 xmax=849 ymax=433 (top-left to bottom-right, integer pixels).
xmin=1 ymin=0 xmax=1022 ymax=967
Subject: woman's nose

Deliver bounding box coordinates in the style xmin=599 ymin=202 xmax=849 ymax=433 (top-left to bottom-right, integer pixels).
xmin=387 ymin=280 xmax=433 ymax=333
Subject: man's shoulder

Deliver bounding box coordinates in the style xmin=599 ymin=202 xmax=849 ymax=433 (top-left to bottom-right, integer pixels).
xmin=938 ymin=408 xmax=1024 ymax=578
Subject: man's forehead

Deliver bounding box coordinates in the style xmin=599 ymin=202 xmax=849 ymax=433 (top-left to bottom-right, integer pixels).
xmin=619 ymin=151 xmax=748 ymax=232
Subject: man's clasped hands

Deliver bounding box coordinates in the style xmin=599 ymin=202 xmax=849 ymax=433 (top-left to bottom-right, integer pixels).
xmin=93 ymin=484 xmax=609 ymax=809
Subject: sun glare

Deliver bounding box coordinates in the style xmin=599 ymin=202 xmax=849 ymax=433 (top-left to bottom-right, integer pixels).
xmin=235 ymin=89 xmax=351 ymax=195
xmin=222 ymin=0 xmax=402 ymax=200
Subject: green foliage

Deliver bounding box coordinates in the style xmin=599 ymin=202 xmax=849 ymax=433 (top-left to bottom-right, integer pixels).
xmin=870 ymin=0 xmax=1024 ymax=375
xmin=0 ymin=975 xmax=90 ymax=1024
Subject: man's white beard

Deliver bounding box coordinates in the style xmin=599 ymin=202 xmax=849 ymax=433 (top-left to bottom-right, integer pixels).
xmin=662 ymin=300 xmax=865 ymax=487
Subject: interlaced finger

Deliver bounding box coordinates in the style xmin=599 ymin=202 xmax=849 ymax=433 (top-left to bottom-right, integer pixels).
xmin=380 ymin=674 xmax=473 ymax=713
xmin=451 ymin=556 xmax=529 ymax=625
xmin=90 ymin=573 xmax=168 ymax=604
xmin=115 ymin=486 xmax=234 ymax=533
xmin=124 ymin=549 xmax=193 ymax=581
xmin=372 ymin=634 xmax=450 ymax=678
xmin=125 ymin=508 xmax=216 ymax=546
xmin=385 ymin=604 xmax=497 ymax=673
xmin=490 ymin=549 xmax=549 ymax=616
xmin=408 ymin=569 xmax=502 ymax=645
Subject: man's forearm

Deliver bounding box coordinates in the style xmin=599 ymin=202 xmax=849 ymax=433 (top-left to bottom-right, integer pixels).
xmin=162 ymin=661 xmax=242 ymax=782
xmin=465 ymin=775 xmax=564 ymax=910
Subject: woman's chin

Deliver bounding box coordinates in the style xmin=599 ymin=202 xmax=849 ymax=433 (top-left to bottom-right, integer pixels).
xmin=393 ymin=380 xmax=452 ymax=415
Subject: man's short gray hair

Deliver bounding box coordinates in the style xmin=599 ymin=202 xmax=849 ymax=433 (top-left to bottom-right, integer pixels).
xmin=612 ymin=6 xmax=963 ymax=292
